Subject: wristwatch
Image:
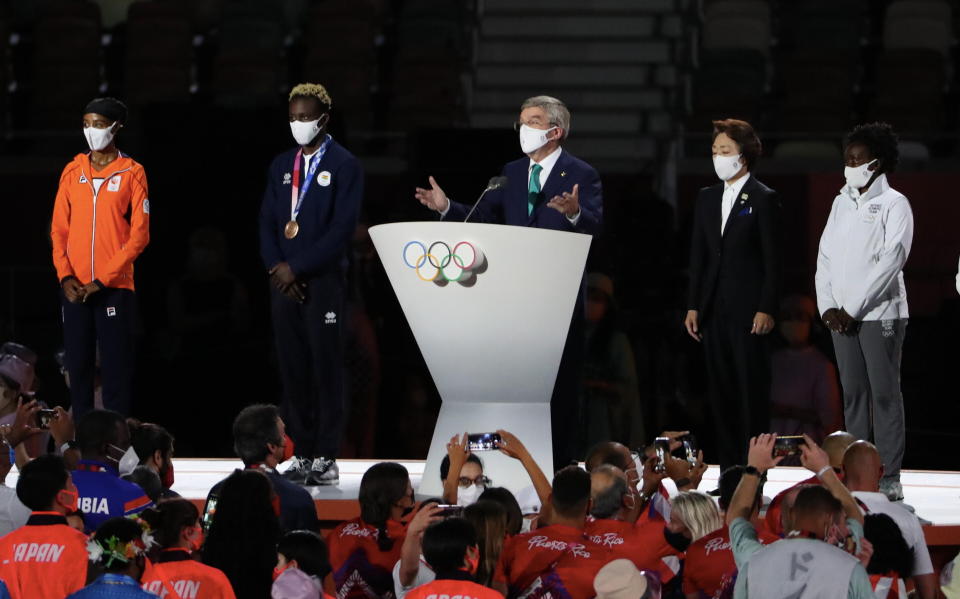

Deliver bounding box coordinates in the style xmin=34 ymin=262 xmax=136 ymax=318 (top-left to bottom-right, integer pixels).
xmin=743 ymin=465 xmax=763 ymax=477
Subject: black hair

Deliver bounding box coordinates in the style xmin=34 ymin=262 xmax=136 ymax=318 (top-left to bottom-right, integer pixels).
xmin=139 ymin=498 xmax=199 ymax=550
xmin=232 ymin=404 xmax=282 ymax=466
xmin=792 ymin=485 xmax=842 ymax=522
xmin=864 ymin=513 xmax=913 ymax=578
xmin=844 ymin=122 xmax=900 ymax=174
xmin=122 ymin=466 xmax=161 ymax=503
xmin=84 ymin=97 xmax=128 ymax=124
xmin=551 ymin=466 xmax=591 ymax=519
xmin=717 ymin=465 xmax=764 ymax=512
xmin=422 ymin=518 xmax=477 ymax=574
xmin=713 ymin=118 xmax=762 ymax=169
xmin=477 ymin=487 xmax=523 ymax=536
xmin=16 ymin=454 xmax=68 ymax=511
xmin=590 ymin=470 xmax=627 ymax=520
xmin=128 ymin=419 xmax=174 ymax=465
xmin=91 ymin=517 xmax=146 ymax=572
xmin=78 ymin=409 xmax=126 ymax=455
xmin=439 ymin=453 xmax=483 ymax=481
xmin=203 ymin=470 xmax=280 ymax=599
xmin=278 ymin=530 xmax=331 ymax=580
xmin=358 ymin=462 xmax=410 ymax=552
xmin=584 ymin=442 xmax=631 ymax=472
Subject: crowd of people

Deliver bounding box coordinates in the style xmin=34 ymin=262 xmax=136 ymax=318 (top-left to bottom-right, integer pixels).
xmin=0 ymin=370 xmax=950 ymax=599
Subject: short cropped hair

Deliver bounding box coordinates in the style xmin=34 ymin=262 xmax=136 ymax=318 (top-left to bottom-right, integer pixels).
xmin=289 ymin=83 xmax=332 ymax=112
xmin=17 ymin=454 xmax=69 ymax=511
xmin=232 ymin=404 xmax=282 ymax=466
xmin=844 ymin=122 xmax=900 ymax=174
xmin=551 ymin=466 xmax=591 ymax=519
xmin=78 ymin=410 xmax=126 ymax=455
xmin=520 ymin=95 xmax=571 ymax=138
xmin=792 ymin=485 xmax=842 ymax=522
xmin=422 ymin=518 xmax=477 ymax=572
xmin=713 ymin=118 xmax=762 ymax=169
xmin=590 ymin=469 xmax=628 ymax=520
xmin=278 ymin=530 xmax=331 ymax=580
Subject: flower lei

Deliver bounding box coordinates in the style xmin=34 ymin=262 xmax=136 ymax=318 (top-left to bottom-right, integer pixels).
xmin=86 ymin=517 xmax=157 ymax=567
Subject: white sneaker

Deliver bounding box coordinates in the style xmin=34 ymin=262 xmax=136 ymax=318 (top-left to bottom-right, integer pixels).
xmin=305 ymin=457 xmax=339 ymax=486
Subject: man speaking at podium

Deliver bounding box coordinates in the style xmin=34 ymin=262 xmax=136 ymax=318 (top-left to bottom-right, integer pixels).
xmin=414 ymin=95 xmax=603 ymax=466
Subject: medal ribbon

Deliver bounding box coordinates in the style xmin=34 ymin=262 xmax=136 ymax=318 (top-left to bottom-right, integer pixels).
xmin=290 ymin=134 xmax=332 ymax=222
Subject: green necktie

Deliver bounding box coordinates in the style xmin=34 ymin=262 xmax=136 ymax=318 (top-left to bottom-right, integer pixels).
xmin=528 ymin=163 xmax=543 ymax=216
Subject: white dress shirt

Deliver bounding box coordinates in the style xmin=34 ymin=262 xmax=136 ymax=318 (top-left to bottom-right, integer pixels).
xmin=853 ymin=490 xmax=934 ymax=576
xmin=720 ymin=172 xmax=751 ymax=235
xmin=815 ymin=174 xmax=913 ymax=321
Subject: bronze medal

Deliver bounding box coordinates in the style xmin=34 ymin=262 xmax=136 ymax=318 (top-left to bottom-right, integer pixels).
xmin=284 ymin=220 xmax=300 ymax=239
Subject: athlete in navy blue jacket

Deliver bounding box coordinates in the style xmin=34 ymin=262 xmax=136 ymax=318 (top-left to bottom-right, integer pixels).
xmin=415 ymin=95 xmax=603 ymax=466
xmin=258 ymin=83 xmax=364 ymax=486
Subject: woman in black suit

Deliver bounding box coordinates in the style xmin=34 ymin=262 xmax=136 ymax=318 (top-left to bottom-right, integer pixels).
xmin=684 ymin=119 xmax=781 ymax=470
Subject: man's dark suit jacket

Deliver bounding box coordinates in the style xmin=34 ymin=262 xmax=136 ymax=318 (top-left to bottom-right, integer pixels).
xmin=687 ymin=175 xmax=780 ymax=323
xmin=443 ymin=149 xmax=602 ymax=235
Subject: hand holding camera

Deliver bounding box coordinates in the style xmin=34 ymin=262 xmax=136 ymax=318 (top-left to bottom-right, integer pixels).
xmin=747 ymin=433 xmax=784 ymax=474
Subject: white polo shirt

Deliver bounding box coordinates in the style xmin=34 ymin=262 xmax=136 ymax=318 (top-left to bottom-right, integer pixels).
xmin=853 ymin=491 xmax=934 ymax=577
xmin=815 ymin=174 xmax=913 ymax=321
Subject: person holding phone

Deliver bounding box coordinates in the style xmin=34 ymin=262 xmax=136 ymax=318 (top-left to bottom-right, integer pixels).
xmin=52 ymin=98 xmax=149 ymax=420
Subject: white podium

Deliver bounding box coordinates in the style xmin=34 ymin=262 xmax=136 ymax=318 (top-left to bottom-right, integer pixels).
xmin=369 ymin=222 xmax=591 ymax=496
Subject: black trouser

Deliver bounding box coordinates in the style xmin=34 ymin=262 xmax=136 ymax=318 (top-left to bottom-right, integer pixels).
xmin=552 ymin=303 xmax=585 ymax=469
xmin=270 ymin=273 xmax=345 ymax=458
xmin=701 ymin=301 xmax=771 ymax=471
xmin=61 ymin=287 xmax=137 ymax=419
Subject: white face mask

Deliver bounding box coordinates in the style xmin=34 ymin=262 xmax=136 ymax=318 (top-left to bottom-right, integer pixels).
xmin=713 ymin=153 xmax=743 ymax=181
xmin=108 ymin=444 xmax=140 ymax=477
xmin=519 ymin=124 xmax=557 ymax=154
xmin=290 ymin=119 xmax=322 ymax=146
xmin=844 ymin=159 xmax=878 ymax=191
xmin=457 ymin=484 xmax=484 ymax=507
xmin=84 ymin=124 xmax=117 ymax=152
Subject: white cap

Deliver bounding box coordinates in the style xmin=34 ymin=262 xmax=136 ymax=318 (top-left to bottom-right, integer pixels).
xmin=594 ymin=559 xmax=654 ymax=599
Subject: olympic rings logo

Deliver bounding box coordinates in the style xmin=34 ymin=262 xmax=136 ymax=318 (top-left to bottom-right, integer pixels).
xmin=402 ymin=240 xmax=484 ymax=283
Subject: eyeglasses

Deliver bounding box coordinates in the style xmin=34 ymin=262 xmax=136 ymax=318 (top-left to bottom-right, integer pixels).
xmin=513 ymin=120 xmax=558 ymax=131
xmin=458 ymin=475 xmax=491 ymax=488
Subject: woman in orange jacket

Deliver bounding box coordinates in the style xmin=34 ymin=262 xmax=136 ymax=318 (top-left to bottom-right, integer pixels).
xmin=50 ymin=97 xmax=149 ymax=418
xmin=139 ymin=499 xmax=237 ymax=599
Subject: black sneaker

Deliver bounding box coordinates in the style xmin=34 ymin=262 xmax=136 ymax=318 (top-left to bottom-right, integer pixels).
xmin=305 ymin=457 xmax=339 ymax=486
xmin=282 ymin=456 xmax=312 ymax=484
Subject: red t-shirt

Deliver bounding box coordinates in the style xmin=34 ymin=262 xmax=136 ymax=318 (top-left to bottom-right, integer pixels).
xmin=0 ymin=512 xmax=89 ymax=599
xmin=683 ymin=525 xmax=779 ymax=599
xmin=584 ymin=518 xmax=678 ymax=584
xmin=141 ymin=549 xmax=237 ymax=599
xmin=763 ymin=476 xmax=819 ymax=537
xmin=327 ymin=518 xmax=408 ymax=599
xmin=405 ymin=577 xmax=503 ymax=599
xmin=627 ymin=485 xmax=684 ymax=583
xmin=494 ymin=524 xmax=609 ymax=599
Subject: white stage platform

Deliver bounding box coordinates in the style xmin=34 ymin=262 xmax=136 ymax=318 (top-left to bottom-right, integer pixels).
xmin=13 ymin=459 xmax=957 ymax=545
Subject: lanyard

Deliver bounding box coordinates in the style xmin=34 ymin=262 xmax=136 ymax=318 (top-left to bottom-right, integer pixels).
xmin=290 ymin=135 xmax=332 ymax=221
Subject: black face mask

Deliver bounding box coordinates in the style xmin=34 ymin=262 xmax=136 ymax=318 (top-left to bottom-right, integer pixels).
xmin=663 ymin=526 xmax=691 ymax=552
